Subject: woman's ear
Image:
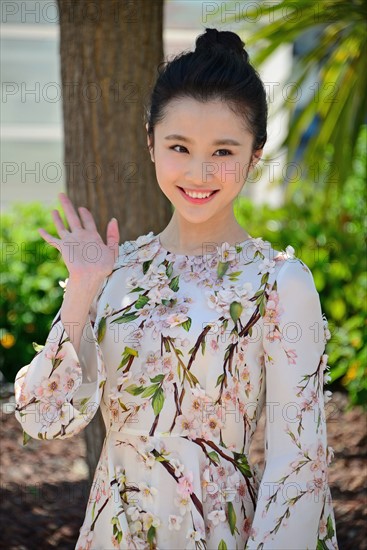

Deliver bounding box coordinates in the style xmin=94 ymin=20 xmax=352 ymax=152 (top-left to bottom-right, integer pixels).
xmin=250 ymin=149 xmax=263 ymax=170
xmin=146 ymin=123 xmax=155 ymax=163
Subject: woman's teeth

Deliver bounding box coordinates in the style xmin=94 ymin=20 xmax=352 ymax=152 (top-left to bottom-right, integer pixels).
xmin=183 ymin=189 xmax=215 ymax=199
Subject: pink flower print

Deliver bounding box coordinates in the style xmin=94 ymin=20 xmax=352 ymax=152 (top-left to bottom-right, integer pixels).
xmin=258 ymin=258 xmax=276 ymax=275
xmin=307 ymin=475 xmax=326 ymax=498
xmin=126 ymin=275 xmax=140 ymax=289
xmin=40 ymin=373 xmax=64 ymax=399
xmin=174 ymin=495 xmax=191 ymax=515
xmin=218 ymin=242 xmax=238 ymax=263
xmin=207 ymin=508 xmax=226 ymax=525
xmin=137 ymin=482 xmax=158 ymax=506
xmin=319 ymin=517 xmax=327 ymax=538
xmin=144 ymin=351 xmax=161 ymax=375
xmin=63 ymin=365 xmax=81 ymax=396
xmin=285 ymin=348 xmax=297 ymax=365
xmin=300 ymin=398 xmax=314 ymax=412
xmin=177 ymin=471 xmax=194 ymax=497
xmin=240 ymin=367 xmax=250 ymax=383
xmin=189 ymin=397 xmax=202 ymax=416
xmin=171 ymin=458 xmax=185 ymax=478
xmin=317 ymin=441 xmax=326 ymax=459
xmin=45 ymin=343 xmax=66 ymax=361
xmin=222 ymin=388 xmax=234 ymax=404
xmin=76 ymin=524 xmax=94 ymax=550
xmin=191 ymin=383 xmax=210 ymax=402
xmin=174 ymin=336 xmax=190 ymax=348
xmin=168 ymin=514 xmax=183 ymax=531
xmin=142 ymin=511 xmax=161 ymax=531
xmin=310 ymin=459 xmax=323 ymax=473
xmin=204 ymin=415 xmax=224 ymax=437
xmin=162 ymin=355 xmax=173 ymax=372
xmin=238 ymin=480 xmax=248 ymax=500
xmin=209 ymin=337 xmax=220 ymax=353
xmin=176 ymin=414 xmax=198 ymax=438
xmin=186 ymin=528 xmax=202 ymax=544
xmin=166 ymin=312 xmax=189 ymax=328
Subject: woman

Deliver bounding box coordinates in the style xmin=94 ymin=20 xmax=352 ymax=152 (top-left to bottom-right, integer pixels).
xmin=14 ymin=28 xmax=338 ymax=549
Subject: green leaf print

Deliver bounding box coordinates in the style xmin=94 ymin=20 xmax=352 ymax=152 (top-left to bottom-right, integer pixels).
xmin=142 ymin=259 xmax=153 ymax=274
xmin=97 ymin=316 xmax=106 ymax=343
xmin=112 ymin=312 xmax=140 ymax=324
xmin=124 ymin=384 xmax=145 ymax=396
xmin=135 ymin=294 xmax=150 ymax=309
xmin=147 ymin=525 xmax=156 ymax=544
xmin=150 ymin=374 xmax=165 ymax=383
xmin=233 ymin=451 xmax=253 ymax=478
xmin=216 ymin=373 xmax=225 ymax=387
xmin=228 ymin=271 xmax=242 ymax=281
xmin=166 ymin=262 xmax=173 ymax=278
xmin=152 ymin=386 xmax=165 ymax=415
xmin=230 ymin=301 xmax=243 ymax=324
xmin=317 ymin=539 xmax=329 ymax=550
xmin=227 ymin=501 xmax=237 ymax=535
xmin=169 ymin=275 xmax=180 ymax=292
xmin=32 ymin=342 xmax=44 ymax=352
xmin=141 ymin=384 xmax=160 ymax=398
xmin=182 ymin=318 xmax=192 ymax=331
xmin=201 ymin=338 xmax=206 ymax=355
xmin=218 ymin=540 xmax=228 ymax=550
xmin=259 ymin=296 xmax=266 ymax=317
xmin=207 ymin=451 xmax=220 ymax=464
xmin=22 ymin=430 xmax=31 ymax=446
xmin=217 ymin=261 xmax=230 ymax=278
xmin=326 ymin=514 xmax=335 ymax=539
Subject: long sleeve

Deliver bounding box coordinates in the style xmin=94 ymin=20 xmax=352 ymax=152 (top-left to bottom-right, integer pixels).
xmin=14 ymin=278 xmax=108 ymax=441
xmin=247 ymin=258 xmax=338 ymax=549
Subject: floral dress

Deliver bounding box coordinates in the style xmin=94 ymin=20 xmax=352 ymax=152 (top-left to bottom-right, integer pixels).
xmin=14 ymin=231 xmax=339 ymax=550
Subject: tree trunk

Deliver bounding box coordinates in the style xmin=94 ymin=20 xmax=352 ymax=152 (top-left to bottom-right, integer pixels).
xmin=57 ymin=0 xmax=169 ymax=485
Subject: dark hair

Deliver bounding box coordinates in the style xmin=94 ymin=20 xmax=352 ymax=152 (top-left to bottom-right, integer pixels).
xmin=145 ymin=27 xmax=268 ymax=152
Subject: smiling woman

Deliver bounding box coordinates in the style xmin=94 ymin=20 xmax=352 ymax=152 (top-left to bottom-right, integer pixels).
xmin=14 ymin=27 xmax=338 ymax=550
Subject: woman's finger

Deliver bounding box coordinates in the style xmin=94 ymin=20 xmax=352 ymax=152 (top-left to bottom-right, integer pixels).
xmin=78 ymin=206 xmax=98 ymax=232
xmin=106 ymin=218 xmax=120 ymax=261
xmin=38 ymin=228 xmax=62 ymax=251
xmin=51 ymin=209 xmax=70 ymax=239
xmin=58 ymin=192 xmax=83 ymax=231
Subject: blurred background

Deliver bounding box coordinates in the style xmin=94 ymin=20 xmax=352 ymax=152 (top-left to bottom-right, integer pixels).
xmin=1 ymin=0 xmax=366 ymax=548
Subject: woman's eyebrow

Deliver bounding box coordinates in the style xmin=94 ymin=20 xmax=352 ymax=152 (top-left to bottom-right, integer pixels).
xmin=164 ymin=134 xmax=242 ymax=146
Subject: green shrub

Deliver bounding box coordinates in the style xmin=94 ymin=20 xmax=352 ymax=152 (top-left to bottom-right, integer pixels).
xmin=1 ymin=202 xmax=67 ymax=381
xmin=235 ymin=126 xmax=366 ymax=408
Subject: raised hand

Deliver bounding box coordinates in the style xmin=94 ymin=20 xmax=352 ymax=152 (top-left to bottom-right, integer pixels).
xmin=38 ymin=192 xmax=120 ymax=284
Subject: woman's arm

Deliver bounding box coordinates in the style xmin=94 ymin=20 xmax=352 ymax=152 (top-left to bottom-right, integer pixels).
xmin=247 ymin=258 xmax=338 ymax=549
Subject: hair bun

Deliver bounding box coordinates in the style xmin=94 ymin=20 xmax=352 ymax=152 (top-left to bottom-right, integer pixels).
xmin=195 ymin=27 xmax=249 ymax=62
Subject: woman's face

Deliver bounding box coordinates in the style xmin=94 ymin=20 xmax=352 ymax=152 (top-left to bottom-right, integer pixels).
xmin=146 ymin=97 xmax=262 ymax=225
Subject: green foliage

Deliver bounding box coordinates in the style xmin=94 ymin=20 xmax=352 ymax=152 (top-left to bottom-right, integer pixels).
xmin=1 ymin=202 xmax=67 ymax=382
xmin=235 ymin=126 xmax=367 ymax=408
xmin=223 ymin=0 xmax=367 ymax=203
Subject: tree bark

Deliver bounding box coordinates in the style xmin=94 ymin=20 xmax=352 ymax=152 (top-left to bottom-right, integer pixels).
xmin=57 ymin=0 xmax=169 ymax=485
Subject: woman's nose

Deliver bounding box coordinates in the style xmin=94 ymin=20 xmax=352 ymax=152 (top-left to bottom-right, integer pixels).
xmin=185 ymin=157 xmax=218 ymax=184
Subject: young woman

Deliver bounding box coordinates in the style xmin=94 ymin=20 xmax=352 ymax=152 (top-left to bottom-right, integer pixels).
xmin=14 ymin=28 xmax=338 ymax=550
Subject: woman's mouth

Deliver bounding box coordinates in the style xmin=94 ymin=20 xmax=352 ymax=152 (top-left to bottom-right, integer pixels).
xmin=178 ymin=186 xmax=219 ymax=204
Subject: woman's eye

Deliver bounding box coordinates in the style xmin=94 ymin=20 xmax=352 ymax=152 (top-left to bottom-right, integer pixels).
xmin=169 ymin=145 xmax=232 ymax=156
xmin=170 ymin=145 xmax=188 ymax=153
xmin=214 ymin=149 xmax=232 ymax=156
